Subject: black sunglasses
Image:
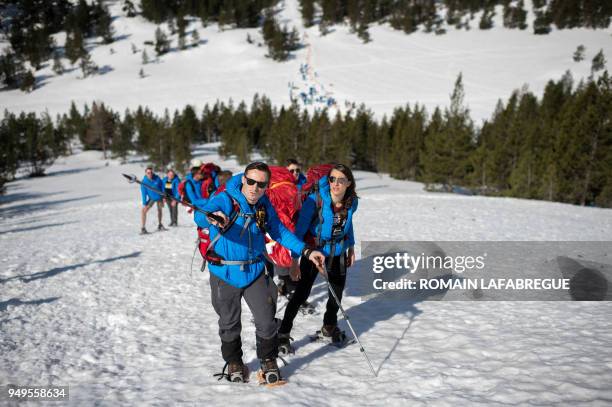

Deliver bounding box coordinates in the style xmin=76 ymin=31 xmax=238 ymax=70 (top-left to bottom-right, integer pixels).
xmin=289 ymin=168 xmax=301 ymax=174
xmin=245 ymin=176 xmax=268 ymax=189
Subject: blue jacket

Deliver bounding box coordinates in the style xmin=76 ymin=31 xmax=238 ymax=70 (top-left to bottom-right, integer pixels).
xmin=202 ymin=174 xmax=306 ymax=288
xmin=296 ymin=173 xmax=307 ymax=190
xmin=141 ymin=174 xmax=164 ymax=205
xmin=162 ymin=175 xmax=181 ymax=200
xmin=184 ymin=173 xmax=211 ymax=228
xmin=293 ymin=175 xmax=357 ymax=258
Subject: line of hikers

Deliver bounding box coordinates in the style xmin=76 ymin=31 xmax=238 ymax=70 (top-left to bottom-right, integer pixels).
xmin=138 ymin=158 xmax=358 ymax=385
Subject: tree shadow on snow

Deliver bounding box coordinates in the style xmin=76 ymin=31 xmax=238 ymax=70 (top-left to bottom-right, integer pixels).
xmin=0 ymin=194 xmax=99 ymax=218
xmin=0 ymin=221 xmax=79 ymax=236
xmin=0 ymin=296 xmax=60 ymax=312
xmin=0 ymin=252 xmax=141 ymax=284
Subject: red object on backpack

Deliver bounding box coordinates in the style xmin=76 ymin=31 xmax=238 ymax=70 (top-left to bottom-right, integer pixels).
xmin=265 ymin=166 xmax=300 ymax=267
xmin=302 ymin=163 xmax=335 ymax=194
xmin=197 ymin=227 xmax=210 ymax=257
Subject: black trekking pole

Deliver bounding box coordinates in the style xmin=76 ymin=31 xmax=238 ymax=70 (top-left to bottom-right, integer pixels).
xmin=321 ymin=263 xmax=377 ymax=377
xmin=121 ymin=173 xmax=225 ymax=224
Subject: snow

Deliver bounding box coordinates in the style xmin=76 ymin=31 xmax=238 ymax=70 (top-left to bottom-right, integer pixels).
xmin=1 ymin=145 xmax=612 ymax=405
xmin=0 ymin=0 xmax=611 ymax=122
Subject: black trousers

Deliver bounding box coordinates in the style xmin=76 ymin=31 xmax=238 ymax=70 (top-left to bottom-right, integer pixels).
xmin=209 ymin=272 xmax=279 ymax=363
xmin=279 ymin=254 xmax=346 ymax=335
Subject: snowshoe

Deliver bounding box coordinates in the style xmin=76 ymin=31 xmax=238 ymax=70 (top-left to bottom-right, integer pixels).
xmin=257 ymin=358 xmax=287 ymax=387
xmin=278 ymin=333 xmax=295 ymax=355
xmin=299 ymin=301 xmax=317 ymax=315
xmin=309 ymin=325 xmax=355 ymax=348
xmin=158 ymin=224 xmax=168 ymax=231
xmin=213 ymin=361 xmax=249 ymax=383
xmin=140 ymin=227 xmax=149 ymax=235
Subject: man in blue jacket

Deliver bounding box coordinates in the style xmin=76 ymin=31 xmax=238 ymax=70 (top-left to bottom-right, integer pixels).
xmin=199 ymin=161 xmax=325 ymax=385
xmin=140 ymin=166 xmax=165 ymax=234
xmin=162 ymin=168 xmax=180 ymax=226
xmin=287 ymin=158 xmax=306 ymax=190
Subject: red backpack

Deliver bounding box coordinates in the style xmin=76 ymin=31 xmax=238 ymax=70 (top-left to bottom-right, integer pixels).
xmin=265 ymin=164 xmax=334 ymax=267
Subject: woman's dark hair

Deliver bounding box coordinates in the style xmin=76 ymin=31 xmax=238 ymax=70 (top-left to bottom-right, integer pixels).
xmin=328 ymin=163 xmax=357 ymax=207
xmin=244 ymin=161 xmax=271 ymax=181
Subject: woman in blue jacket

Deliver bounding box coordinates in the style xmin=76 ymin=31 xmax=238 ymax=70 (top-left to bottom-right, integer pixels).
xmin=278 ymin=163 xmax=358 ymax=351
xmin=162 ymin=168 xmax=180 ymax=226
xmin=199 ymin=162 xmax=325 ymax=385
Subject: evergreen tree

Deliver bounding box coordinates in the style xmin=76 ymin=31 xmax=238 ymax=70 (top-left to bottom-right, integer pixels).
xmin=357 ymin=22 xmax=371 ymax=43
xmin=479 ymin=7 xmax=494 ymax=29
xmin=95 ymin=1 xmax=115 ymax=44
xmin=113 ymin=109 xmax=135 ymax=162
xmin=573 ymin=45 xmax=586 ymax=62
xmin=123 ymin=0 xmax=137 ymax=17
xmin=52 ymin=51 xmax=65 ymax=75
xmin=533 ymin=10 xmax=551 ymax=34
xmin=139 ymin=68 xmax=145 ymax=78
xmin=142 ymin=49 xmax=149 ymax=64
xmin=300 ymin=0 xmax=315 ymax=27
xmin=0 ymin=51 xmax=25 ymax=89
xmin=21 ymin=112 xmax=55 ymax=176
xmin=192 ymin=30 xmax=201 ymax=47
xmin=154 ymin=27 xmax=170 ymax=56
xmin=80 ymin=50 xmax=98 ymax=77
xmin=20 ymin=70 xmax=36 ymax=92
xmin=591 ymin=49 xmax=607 ymax=74
xmin=131 ymin=43 xmax=138 ymax=54
xmin=85 ymin=102 xmax=115 ymax=157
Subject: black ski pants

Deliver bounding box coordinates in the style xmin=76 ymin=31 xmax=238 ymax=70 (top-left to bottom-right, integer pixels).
xmin=279 ymin=254 xmax=347 ymax=335
xmin=209 ymin=271 xmax=279 ymax=363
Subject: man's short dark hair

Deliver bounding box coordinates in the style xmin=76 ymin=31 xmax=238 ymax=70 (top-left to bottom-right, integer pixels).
xmin=286 ymin=158 xmax=300 ymax=166
xmin=244 ymin=161 xmax=271 ymax=181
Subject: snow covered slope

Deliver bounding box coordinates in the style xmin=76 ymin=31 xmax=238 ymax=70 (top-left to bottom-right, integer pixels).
xmin=1 ymin=145 xmax=611 ymax=405
xmin=1 ymin=0 xmax=611 ymax=122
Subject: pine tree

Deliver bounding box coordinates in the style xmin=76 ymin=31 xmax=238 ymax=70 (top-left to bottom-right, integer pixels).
xmin=0 ymin=51 xmax=25 ymax=89
xmin=178 ymin=36 xmax=186 ymax=50
xmin=142 ymin=49 xmax=149 ymax=64
xmin=357 ymin=22 xmax=371 ymax=43
xmin=85 ymin=102 xmax=115 ymax=157
xmin=80 ymin=50 xmax=98 ymax=77
xmin=154 ymin=27 xmax=170 ymax=56
xmin=52 ymin=51 xmax=65 ymax=75
xmin=573 ymin=45 xmax=586 ymax=62
xmin=139 ymin=68 xmax=145 ymax=78
xmin=20 ymin=70 xmax=36 ymax=92
xmin=300 ymin=0 xmax=315 ymax=27
xmin=591 ymin=49 xmax=607 ymax=74
xmin=123 ymin=0 xmax=137 ymax=17
xmin=192 ymin=30 xmax=201 ymax=47
xmin=479 ymin=7 xmax=494 ymax=29
xmin=95 ymin=1 xmax=115 ymax=44
xmin=533 ymin=10 xmax=551 ymax=35
xmin=113 ymin=109 xmax=134 ymax=162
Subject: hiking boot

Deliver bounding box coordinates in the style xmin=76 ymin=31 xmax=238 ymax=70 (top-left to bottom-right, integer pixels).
xmin=158 ymin=224 xmax=167 ymax=231
xmin=140 ymin=227 xmax=148 ymax=235
xmin=260 ymin=358 xmax=281 ymax=384
xmin=278 ymin=333 xmax=294 ymax=355
xmin=228 ymin=360 xmax=248 ymax=383
xmin=321 ymin=324 xmax=346 ymax=343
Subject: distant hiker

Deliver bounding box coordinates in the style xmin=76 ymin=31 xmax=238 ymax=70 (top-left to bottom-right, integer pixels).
xmin=162 ymin=168 xmax=180 ymax=226
xmin=278 ymin=163 xmax=358 ymax=352
xmin=198 ymin=161 xmax=325 ymax=385
xmin=140 ymin=166 xmax=165 ymax=234
xmin=286 ymin=158 xmax=306 ymax=190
